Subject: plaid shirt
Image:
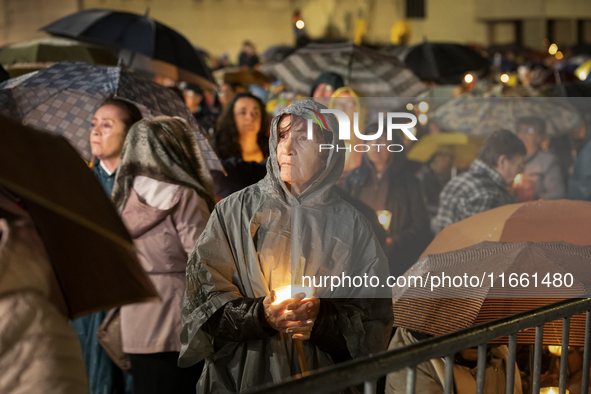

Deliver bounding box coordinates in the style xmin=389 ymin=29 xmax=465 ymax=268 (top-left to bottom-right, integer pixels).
xmin=431 ymin=159 xmax=515 ymax=235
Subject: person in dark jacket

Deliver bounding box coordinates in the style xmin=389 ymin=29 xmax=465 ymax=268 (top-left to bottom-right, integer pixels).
xmin=238 ymin=40 xmax=260 ymax=68
xmin=415 ymin=146 xmax=454 ymax=219
xmin=342 ymin=122 xmax=432 ymax=277
xmin=72 ymin=98 xmax=142 ymax=394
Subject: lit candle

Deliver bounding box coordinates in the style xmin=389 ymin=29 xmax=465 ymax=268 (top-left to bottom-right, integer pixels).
xmin=540 ymin=387 xmax=568 ymax=394
xmin=513 ymin=173 xmax=524 ymax=187
xmin=272 ymin=285 xmax=314 ymax=305
xmin=548 ymin=345 xmax=570 ymax=357
xmin=376 ymin=210 xmax=392 ymax=231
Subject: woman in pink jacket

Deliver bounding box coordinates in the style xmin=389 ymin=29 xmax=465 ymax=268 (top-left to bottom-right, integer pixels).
xmin=112 ymin=116 xmax=215 ymax=394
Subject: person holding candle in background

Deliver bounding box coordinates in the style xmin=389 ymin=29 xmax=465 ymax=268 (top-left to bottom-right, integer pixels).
xmin=515 ymin=117 xmax=565 ymax=201
xmin=341 ymin=122 xmax=432 ymax=277
xmin=179 ymin=99 xmax=392 ymax=393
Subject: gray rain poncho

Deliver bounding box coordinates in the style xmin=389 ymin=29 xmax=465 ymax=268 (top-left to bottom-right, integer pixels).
xmin=179 ymin=99 xmax=393 ymax=393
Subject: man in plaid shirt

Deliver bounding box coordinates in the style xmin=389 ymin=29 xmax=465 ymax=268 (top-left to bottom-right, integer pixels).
xmin=431 ymin=130 xmax=526 ymax=235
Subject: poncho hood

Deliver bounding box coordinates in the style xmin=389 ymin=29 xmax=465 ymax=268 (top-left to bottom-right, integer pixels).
xmin=265 ymin=99 xmax=345 ymax=205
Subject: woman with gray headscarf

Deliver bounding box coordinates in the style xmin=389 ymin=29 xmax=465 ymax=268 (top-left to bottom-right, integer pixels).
xmin=179 ymin=99 xmax=392 ymax=393
xmin=112 ymin=116 xmax=214 ymax=394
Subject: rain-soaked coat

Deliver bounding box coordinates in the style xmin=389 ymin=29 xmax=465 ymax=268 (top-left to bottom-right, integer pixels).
xmin=179 ymin=100 xmax=393 ymax=393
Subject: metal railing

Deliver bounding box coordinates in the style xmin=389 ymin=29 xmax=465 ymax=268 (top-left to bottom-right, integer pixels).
xmin=247 ymin=297 xmax=591 ymax=394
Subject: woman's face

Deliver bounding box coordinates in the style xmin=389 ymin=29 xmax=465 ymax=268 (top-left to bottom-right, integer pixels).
xmin=233 ymin=97 xmax=262 ymax=136
xmin=276 ymin=115 xmax=327 ymax=195
xmin=90 ymin=104 xmax=129 ymax=161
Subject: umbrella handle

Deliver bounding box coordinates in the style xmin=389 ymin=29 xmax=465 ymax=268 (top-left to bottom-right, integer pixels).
xmin=295 ymin=339 xmax=309 ymax=373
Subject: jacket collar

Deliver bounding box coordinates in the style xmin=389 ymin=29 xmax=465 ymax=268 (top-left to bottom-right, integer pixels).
xmin=469 ymin=159 xmax=506 ymax=188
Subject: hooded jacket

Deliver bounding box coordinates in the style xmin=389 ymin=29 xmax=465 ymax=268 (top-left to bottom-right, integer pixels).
xmin=179 ymin=99 xmax=393 ymax=393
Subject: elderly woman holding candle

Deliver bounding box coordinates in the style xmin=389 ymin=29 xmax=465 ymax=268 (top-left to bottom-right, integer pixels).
xmin=179 ymin=99 xmax=393 ymax=393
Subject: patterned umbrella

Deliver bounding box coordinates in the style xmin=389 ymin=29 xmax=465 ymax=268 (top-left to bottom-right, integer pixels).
xmin=430 ymin=96 xmax=582 ymax=136
xmin=0 ymin=61 xmax=222 ymax=171
xmin=393 ymin=241 xmax=591 ymax=345
xmin=266 ymin=42 xmax=426 ymax=97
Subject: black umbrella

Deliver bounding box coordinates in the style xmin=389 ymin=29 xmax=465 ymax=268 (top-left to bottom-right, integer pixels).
xmin=0 ymin=115 xmax=158 ymax=318
xmin=571 ymin=43 xmax=591 ymax=56
xmin=402 ymin=41 xmax=490 ymax=84
xmin=41 ymin=9 xmax=215 ymax=89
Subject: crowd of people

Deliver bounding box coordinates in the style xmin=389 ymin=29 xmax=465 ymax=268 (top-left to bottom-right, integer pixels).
xmin=61 ymin=74 xmax=591 ymax=394
xmin=2 ymin=34 xmax=591 ymax=394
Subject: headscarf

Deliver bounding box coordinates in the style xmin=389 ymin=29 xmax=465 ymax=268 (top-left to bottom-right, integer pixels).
xmin=112 ymin=116 xmax=215 ymax=214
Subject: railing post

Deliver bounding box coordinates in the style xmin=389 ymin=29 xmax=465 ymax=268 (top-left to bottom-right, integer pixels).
xmin=559 ymin=317 xmax=570 ymax=394
xmin=581 ymin=311 xmax=591 ymax=394
xmin=444 ymin=355 xmax=454 ymax=394
xmin=532 ymin=325 xmax=544 ymax=394
xmin=406 ymin=366 xmax=416 ymax=394
xmin=476 ymin=343 xmax=487 ymax=394
xmin=506 ymin=333 xmax=517 ymax=394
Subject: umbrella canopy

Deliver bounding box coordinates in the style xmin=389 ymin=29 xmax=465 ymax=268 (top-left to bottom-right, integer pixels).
xmin=401 ymin=42 xmax=490 ymax=84
xmin=41 ymin=9 xmax=215 ymax=89
xmin=430 ymin=96 xmax=581 ymax=136
xmin=393 ymin=241 xmax=591 ymax=344
xmin=0 ymin=37 xmax=118 ymax=72
xmin=213 ymin=67 xmax=271 ymax=86
xmin=261 ymin=44 xmax=295 ymax=65
xmin=422 ymin=200 xmax=591 ymax=257
xmin=0 ymin=115 xmax=158 ymax=318
xmin=572 ymin=43 xmax=591 ymax=57
xmin=266 ymin=42 xmax=426 ymax=97
xmin=0 ymin=61 xmax=222 ymax=172
xmin=406 ymin=132 xmax=483 ymax=169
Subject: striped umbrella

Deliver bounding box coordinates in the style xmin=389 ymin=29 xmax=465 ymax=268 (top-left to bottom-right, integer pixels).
xmin=0 ymin=61 xmax=222 ymax=172
xmin=266 ymin=42 xmax=426 ymax=97
xmin=393 ymin=241 xmax=591 ymax=344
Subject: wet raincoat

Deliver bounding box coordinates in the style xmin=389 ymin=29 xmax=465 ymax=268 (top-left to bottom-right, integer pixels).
xmin=179 ymin=100 xmax=393 ymax=393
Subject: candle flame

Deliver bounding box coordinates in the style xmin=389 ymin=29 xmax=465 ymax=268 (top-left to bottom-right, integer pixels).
xmin=376 ymin=210 xmax=392 ymax=231
xmin=272 ymin=285 xmax=314 ymax=305
xmin=513 ymin=173 xmax=523 ymax=186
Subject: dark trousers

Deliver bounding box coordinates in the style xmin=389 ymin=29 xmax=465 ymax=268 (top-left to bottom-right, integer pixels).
xmin=129 ymin=352 xmax=204 ymax=394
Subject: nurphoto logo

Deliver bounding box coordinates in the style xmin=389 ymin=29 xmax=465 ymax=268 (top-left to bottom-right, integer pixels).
xmin=305 ymin=108 xmax=418 ymax=153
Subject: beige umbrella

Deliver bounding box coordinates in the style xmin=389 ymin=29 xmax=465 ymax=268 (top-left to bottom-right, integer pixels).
xmin=0 ymin=115 xmax=158 ymax=318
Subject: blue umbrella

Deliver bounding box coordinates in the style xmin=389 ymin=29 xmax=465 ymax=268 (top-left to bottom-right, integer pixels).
xmin=0 ymin=61 xmax=222 ymax=171
xmin=41 ymin=9 xmax=215 ymax=89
